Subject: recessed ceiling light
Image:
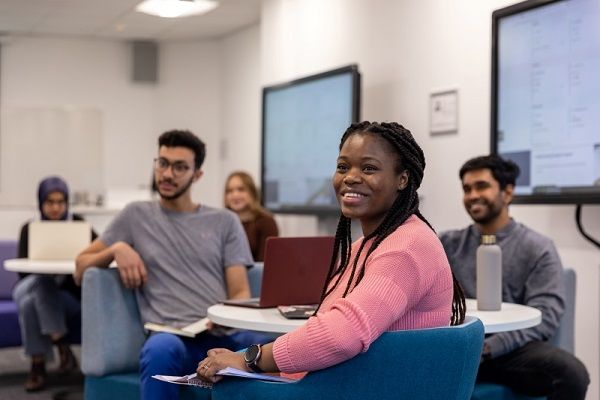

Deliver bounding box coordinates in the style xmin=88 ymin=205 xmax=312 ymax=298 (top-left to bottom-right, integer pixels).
xmin=136 ymin=0 xmax=218 ymax=18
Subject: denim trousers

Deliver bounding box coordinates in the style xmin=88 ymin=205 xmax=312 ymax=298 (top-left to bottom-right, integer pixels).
xmin=139 ymin=330 xmax=272 ymax=400
xmin=12 ymin=274 xmax=80 ymax=359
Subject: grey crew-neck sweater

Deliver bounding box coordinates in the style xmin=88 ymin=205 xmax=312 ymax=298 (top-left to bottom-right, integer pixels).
xmin=440 ymin=219 xmax=565 ymax=358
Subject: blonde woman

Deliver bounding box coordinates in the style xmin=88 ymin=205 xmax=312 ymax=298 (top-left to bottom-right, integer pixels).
xmin=224 ymin=171 xmax=278 ymax=261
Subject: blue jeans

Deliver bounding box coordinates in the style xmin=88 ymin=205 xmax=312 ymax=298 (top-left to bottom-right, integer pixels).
xmin=12 ymin=275 xmax=80 ymax=359
xmin=139 ymin=330 xmax=272 ymax=400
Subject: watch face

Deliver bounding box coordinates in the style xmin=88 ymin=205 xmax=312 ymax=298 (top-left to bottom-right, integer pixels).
xmin=244 ymin=344 xmax=260 ymax=363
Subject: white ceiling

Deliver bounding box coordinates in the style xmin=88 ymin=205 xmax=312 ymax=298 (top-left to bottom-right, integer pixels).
xmin=0 ymin=0 xmax=262 ymax=42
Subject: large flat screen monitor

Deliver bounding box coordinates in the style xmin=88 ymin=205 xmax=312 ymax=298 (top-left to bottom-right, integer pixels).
xmin=491 ymin=0 xmax=600 ymax=204
xmin=261 ymin=65 xmax=361 ymax=214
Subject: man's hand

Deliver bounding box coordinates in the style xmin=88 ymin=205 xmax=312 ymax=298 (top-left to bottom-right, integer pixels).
xmin=480 ymin=342 xmax=492 ymax=364
xmin=112 ymin=242 xmax=148 ymax=289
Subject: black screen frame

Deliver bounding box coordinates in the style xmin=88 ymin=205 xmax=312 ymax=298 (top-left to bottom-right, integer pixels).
xmin=260 ymin=64 xmax=361 ymax=215
xmin=491 ymin=0 xmax=600 ymax=205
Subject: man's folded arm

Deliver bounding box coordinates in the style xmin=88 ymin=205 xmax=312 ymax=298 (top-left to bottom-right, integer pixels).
xmin=74 ymin=239 xmax=114 ymax=285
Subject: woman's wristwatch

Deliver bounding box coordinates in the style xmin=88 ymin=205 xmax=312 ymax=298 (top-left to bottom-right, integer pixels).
xmin=244 ymin=344 xmax=264 ymax=373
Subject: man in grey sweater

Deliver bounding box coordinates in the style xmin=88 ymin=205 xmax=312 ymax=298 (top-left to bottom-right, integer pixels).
xmin=440 ymin=155 xmax=589 ymax=400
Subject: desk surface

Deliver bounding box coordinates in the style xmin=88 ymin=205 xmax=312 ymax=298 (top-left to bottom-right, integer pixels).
xmin=3 ymin=258 xmax=117 ymax=275
xmin=464 ymin=299 xmax=541 ymax=333
xmin=4 ymin=258 xmax=76 ymax=274
xmin=208 ymin=298 xmax=542 ymax=334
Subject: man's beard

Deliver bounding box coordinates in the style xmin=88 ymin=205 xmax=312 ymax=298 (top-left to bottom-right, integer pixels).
xmin=466 ymin=197 xmax=503 ymax=225
xmin=158 ymin=176 xmax=194 ymax=201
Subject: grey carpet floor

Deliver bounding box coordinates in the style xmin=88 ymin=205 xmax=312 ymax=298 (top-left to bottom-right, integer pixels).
xmin=0 ymin=347 xmax=83 ymax=400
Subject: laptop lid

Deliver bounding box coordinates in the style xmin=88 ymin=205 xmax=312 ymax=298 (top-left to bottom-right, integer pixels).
xmin=28 ymin=221 xmax=92 ymax=261
xmin=259 ymin=236 xmax=334 ymax=307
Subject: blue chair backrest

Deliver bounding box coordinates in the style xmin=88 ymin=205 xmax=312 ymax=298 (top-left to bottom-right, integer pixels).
xmin=247 ymin=262 xmax=263 ymax=298
xmin=213 ymin=316 xmax=485 ymax=400
xmin=549 ymin=268 xmax=576 ymax=353
xmin=0 ymin=240 xmax=19 ymax=300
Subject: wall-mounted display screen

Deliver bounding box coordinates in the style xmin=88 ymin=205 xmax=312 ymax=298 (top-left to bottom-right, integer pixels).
xmin=261 ymin=65 xmax=361 ymax=214
xmin=491 ymin=0 xmax=600 ymax=204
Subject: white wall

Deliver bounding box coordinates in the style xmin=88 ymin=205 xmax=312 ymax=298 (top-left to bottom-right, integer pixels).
xmin=0 ymin=36 xmax=223 ymax=238
xmin=218 ymin=25 xmax=262 ymax=185
xmin=0 ymin=37 xmax=157 ymax=192
xmin=217 ymin=25 xmax=322 ymax=237
xmin=156 ymin=40 xmax=222 ymax=208
xmin=258 ymin=0 xmax=600 ymax=398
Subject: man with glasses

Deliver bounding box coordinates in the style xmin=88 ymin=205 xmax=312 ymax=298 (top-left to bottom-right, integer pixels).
xmin=75 ymin=130 xmax=261 ymax=400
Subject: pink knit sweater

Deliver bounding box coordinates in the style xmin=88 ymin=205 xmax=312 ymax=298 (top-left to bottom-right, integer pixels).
xmin=272 ymin=215 xmax=453 ymax=373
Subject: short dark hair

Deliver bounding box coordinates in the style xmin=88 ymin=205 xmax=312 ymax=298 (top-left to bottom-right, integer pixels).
xmin=459 ymin=155 xmax=520 ymax=190
xmin=158 ymin=130 xmax=206 ymax=169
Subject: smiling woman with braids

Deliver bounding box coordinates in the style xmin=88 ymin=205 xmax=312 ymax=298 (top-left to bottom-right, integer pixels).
xmin=196 ymin=121 xmax=466 ymax=381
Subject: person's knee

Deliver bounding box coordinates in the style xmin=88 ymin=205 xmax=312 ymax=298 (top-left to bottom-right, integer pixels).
xmin=17 ymin=294 xmax=36 ymax=317
xmin=31 ymin=276 xmax=56 ymax=297
xmin=13 ymin=275 xmax=42 ymax=302
xmin=560 ymin=354 xmax=590 ymax=393
xmin=140 ymin=333 xmax=186 ymax=370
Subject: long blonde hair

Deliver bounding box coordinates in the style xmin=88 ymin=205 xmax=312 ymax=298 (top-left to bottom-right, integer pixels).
xmin=224 ymin=171 xmax=270 ymax=218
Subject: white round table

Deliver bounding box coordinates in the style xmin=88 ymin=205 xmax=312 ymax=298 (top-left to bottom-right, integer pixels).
xmin=208 ymin=304 xmax=304 ymax=333
xmin=3 ymin=258 xmax=117 ymax=275
xmin=4 ymin=258 xmax=76 ymax=274
xmin=465 ymin=298 xmax=541 ymax=333
xmin=208 ymin=299 xmax=542 ymax=334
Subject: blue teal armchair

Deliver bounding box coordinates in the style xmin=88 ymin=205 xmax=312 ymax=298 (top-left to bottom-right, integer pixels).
xmin=471 ymin=268 xmax=577 ymax=400
xmin=81 ymin=265 xmax=265 ymax=400
xmin=212 ymin=316 xmax=485 ymax=400
xmin=0 ymin=240 xmax=20 ymax=348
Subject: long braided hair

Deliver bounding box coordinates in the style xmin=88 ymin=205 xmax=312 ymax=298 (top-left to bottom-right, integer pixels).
xmin=317 ymin=121 xmax=466 ymax=326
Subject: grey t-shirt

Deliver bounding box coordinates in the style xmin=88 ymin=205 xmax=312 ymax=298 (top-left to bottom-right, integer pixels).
xmin=440 ymin=219 xmax=565 ymax=358
xmin=100 ymin=201 xmax=253 ymax=328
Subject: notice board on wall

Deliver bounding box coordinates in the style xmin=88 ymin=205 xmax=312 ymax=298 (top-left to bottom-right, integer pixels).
xmin=0 ymin=106 xmax=104 ymax=206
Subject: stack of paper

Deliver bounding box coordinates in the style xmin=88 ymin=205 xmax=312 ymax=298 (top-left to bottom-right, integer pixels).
xmin=152 ymin=367 xmax=297 ymax=389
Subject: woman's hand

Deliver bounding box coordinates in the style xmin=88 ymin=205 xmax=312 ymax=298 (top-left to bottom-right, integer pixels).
xmin=196 ymin=348 xmax=248 ymax=382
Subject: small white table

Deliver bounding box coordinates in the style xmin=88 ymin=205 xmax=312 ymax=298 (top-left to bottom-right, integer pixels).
xmin=465 ymin=298 xmax=541 ymax=333
xmin=208 ymin=299 xmax=542 ymax=334
xmin=208 ymin=305 xmax=305 ymax=333
xmin=4 ymin=258 xmax=117 ymax=275
xmin=4 ymin=258 xmax=76 ymax=275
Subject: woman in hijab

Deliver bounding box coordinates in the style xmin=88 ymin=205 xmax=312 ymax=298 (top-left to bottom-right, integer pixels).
xmin=12 ymin=176 xmax=97 ymax=392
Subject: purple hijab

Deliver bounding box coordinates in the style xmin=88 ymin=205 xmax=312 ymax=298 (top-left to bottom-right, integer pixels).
xmin=37 ymin=176 xmax=69 ymax=221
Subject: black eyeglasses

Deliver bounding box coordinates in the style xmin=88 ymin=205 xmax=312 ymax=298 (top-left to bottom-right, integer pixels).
xmin=153 ymin=158 xmax=192 ymax=177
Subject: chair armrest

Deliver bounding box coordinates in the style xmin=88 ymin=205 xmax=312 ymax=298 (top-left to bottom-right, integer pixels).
xmin=247 ymin=263 xmax=263 ymax=298
xmin=212 ymin=317 xmax=484 ymax=400
xmin=549 ymin=268 xmax=575 ymax=353
xmin=81 ymin=267 xmax=146 ymax=376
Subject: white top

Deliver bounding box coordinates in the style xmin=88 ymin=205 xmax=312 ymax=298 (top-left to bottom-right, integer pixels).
xmin=208 ymin=298 xmax=542 ymax=334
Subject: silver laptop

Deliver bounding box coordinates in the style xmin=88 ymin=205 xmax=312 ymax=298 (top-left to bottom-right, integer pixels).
xmin=28 ymin=221 xmax=92 ymax=261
